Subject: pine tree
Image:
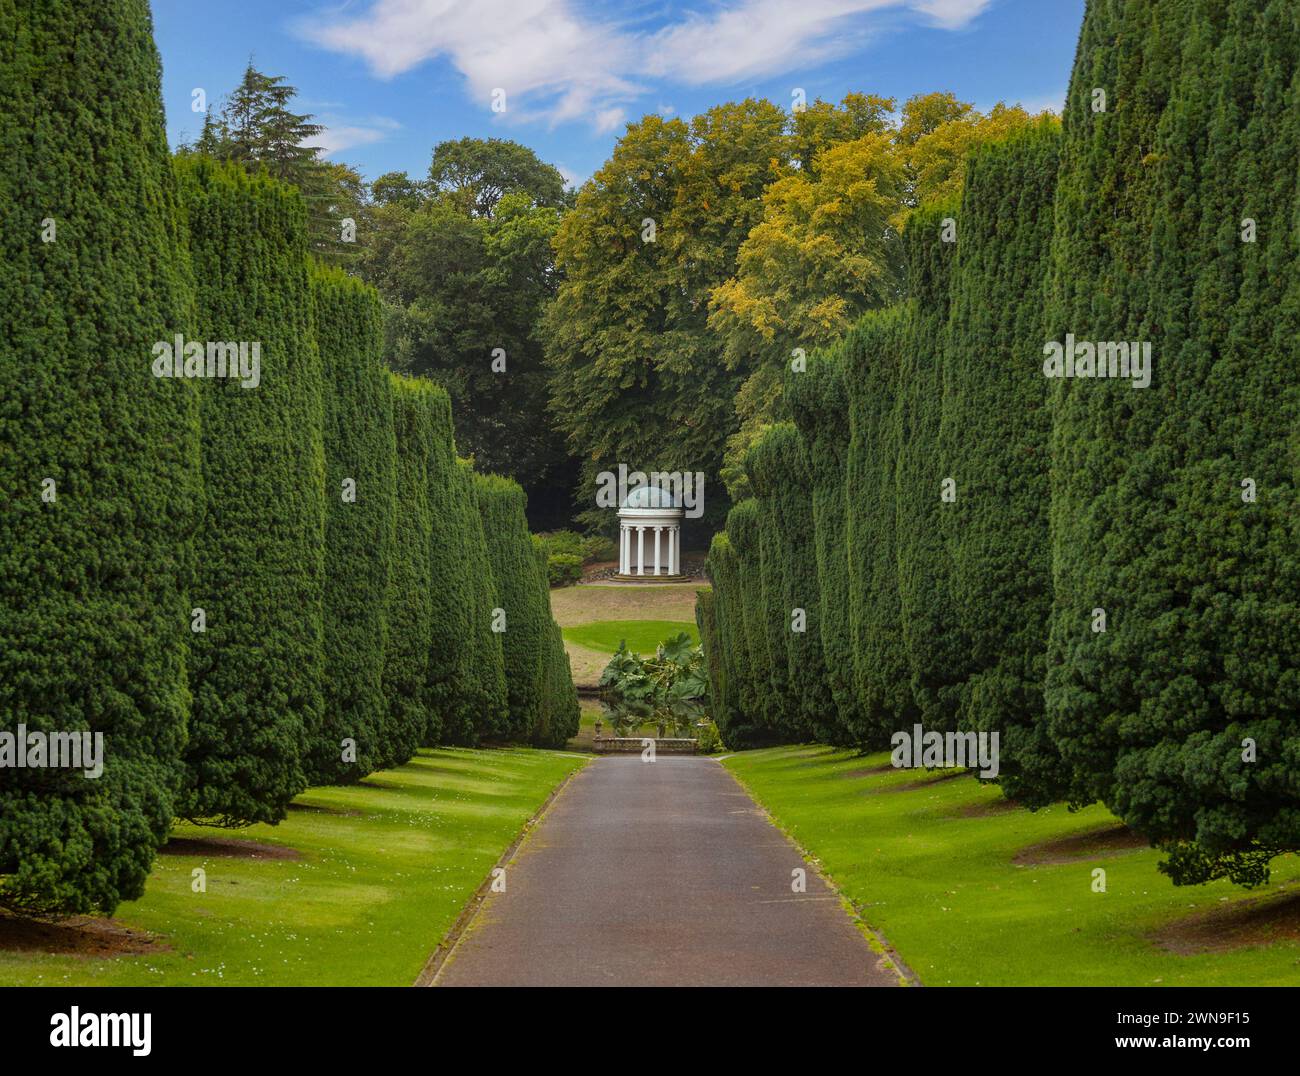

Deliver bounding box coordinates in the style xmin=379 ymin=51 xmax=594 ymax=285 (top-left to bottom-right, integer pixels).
xmin=175 ymin=158 xmax=326 ymax=827
xmin=0 ymin=0 xmax=201 ymax=915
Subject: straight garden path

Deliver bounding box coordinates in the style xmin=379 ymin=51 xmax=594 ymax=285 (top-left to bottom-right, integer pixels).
xmin=430 ymin=755 xmax=898 ymax=986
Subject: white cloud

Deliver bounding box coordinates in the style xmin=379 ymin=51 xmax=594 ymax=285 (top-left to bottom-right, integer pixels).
xmin=1023 ymin=90 xmax=1067 ymax=115
xmin=297 ymin=0 xmax=994 ymax=129
xmin=305 ymin=116 xmax=403 ymax=156
xmin=556 ymin=164 xmax=585 ymax=189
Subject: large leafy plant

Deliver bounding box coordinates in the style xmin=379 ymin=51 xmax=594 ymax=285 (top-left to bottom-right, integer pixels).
xmin=598 ymin=633 xmax=708 ymax=735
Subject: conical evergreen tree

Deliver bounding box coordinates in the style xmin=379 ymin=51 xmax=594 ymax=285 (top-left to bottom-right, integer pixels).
xmin=724 ymin=499 xmax=784 ymax=743
xmin=844 ymin=305 xmax=915 ymax=747
xmin=786 ymin=350 xmax=864 ymax=743
xmin=472 ymin=473 xmax=549 ymax=740
xmin=1046 ymin=0 xmax=1300 ymax=885
xmin=702 ymin=532 xmax=752 ymax=744
xmin=0 ymin=0 xmax=201 ymax=914
xmin=309 ymin=262 xmax=396 ymax=783
xmin=381 ymin=375 xmax=438 ymax=768
xmin=175 ymin=158 xmax=326 ymax=827
xmin=453 ymin=458 xmax=510 ymax=743
xmin=746 ymin=423 xmax=838 ymax=742
xmin=892 ymin=198 xmax=966 ymax=734
xmin=937 ymin=120 xmax=1061 ymax=800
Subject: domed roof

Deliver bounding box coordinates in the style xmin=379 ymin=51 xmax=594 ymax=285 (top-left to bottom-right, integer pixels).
xmin=620 ymin=485 xmax=681 ymax=509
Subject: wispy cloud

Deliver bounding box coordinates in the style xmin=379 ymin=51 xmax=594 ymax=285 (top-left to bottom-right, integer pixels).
xmin=305 ymin=114 xmax=403 ymax=156
xmin=296 ymin=0 xmax=993 ymax=130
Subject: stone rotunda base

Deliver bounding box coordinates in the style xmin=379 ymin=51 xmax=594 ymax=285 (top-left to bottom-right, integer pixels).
xmin=611 ymin=573 xmax=690 ymax=584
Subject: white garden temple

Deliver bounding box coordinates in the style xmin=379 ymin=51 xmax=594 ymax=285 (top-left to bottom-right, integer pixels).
xmin=617 ymin=486 xmax=685 ymax=579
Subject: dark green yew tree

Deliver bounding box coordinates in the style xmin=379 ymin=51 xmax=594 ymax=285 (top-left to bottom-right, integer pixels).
xmin=1046 ymin=0 xmax=1300 ymax=886
xmin=0 ymin=0 xmax=201 ymax=913
xmin=892 ymin=199 xmax=965 ymax=734
xmin=310 ymin=263 xmax=396 ymax=783
xmin=381 ymin=375 xmax=438 ymax=768
xmin=531 ymin=541 xmax=581 ymax=748
xmin=937 ymin=121 xmax=1061 ymax=799
xmin=746 ymin=424 xmax=838 ymax=742
xmin=843 ymin=305 xmax=915 ymax=747
xmin=694 ymin=587 xmax=729 ymax=736
xmin=420 ymin=386 xmax=483 ymax=747
xmin=444 ymin=460 xmax=509 ymax=744
xmin=723 ymin=499 xmax=785 ymax=743
xmin=175 ymin=157 xmax=325 ymax=828
xmin=785 ymin=350 xmax=864 ymax=743
xmin=702 ymin=534 xmax=752 ymax=744
xmin=473 ymin=473 xmax=548 ymax=740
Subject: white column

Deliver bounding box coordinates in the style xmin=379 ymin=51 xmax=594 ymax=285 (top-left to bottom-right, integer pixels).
xmin=619 ymin=525 xmax=628 ymax=574
xmin=668 ymin=525 xmax=676 ymax=576
xmin=653 ymin=527 xmax=661 ymax=576
xmin=636 ymin=527 xmax=645 ymax=576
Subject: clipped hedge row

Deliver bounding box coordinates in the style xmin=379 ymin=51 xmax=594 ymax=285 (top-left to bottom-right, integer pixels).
xmin=0 ymin=0 xmax=201 ymax=915
xmin=312 ymin=265 xmax=395 ymax=783
xmin=700 ymin=0 xmax=1300 ymax=888
xmin=472 ymin=473 xmax=577 ymax=746
xmin=1 ymin=2 xmax=575 ymax=914
xmin=175 ymin=156 xmax=326 ymax=828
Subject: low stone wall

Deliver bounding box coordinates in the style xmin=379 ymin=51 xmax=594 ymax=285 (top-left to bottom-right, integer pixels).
xmin=593 ymin=737 xmax=697 ymax=755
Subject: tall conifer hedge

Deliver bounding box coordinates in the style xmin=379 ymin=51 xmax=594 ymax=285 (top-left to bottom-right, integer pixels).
xmin=309 ymin=263 xmax=396 ymax=783
xmin=443 ymin=460 xmax=510 ymax=743
xmin=892 ymin=199 xmax=966 ymax=734
xmin=937 ymin=121 xmax=1061 ymax=799
xmin=174 ymin=158 xmax=325 ymax=828
xmin=702 ymin=533 xmax=753 ymax=744
xmin=746 ymin=424 xmax=837 ymax=742
xmin=785 ymin=351 xmax=863 ymax=743
xmin=420 ymin=387 xmax=475 ymax=747
xmin=473 ymin=474 xmax=548 ymax=740
xmin=843 ymin=306 xmax=914 ymax=748
xmin=1046 ymin=0 xmax=1300 ymax=885
xmin=723 ymin=499 xmax=784 ymax=743
xmin=381 ymin=375 xmax=438 ymax=768
xmin=532 ymin=541 xmax=581 ymax=748
xmin=0 ymin=0 xmax=201 ymax=913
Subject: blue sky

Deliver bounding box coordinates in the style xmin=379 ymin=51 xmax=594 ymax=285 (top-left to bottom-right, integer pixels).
xmin=154 ymin=0 xmax=1085 ymax=188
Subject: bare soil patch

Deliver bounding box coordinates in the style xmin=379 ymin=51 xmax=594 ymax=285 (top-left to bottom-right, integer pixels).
xmin=564 ymin=640 xmax=610 ymax=688
xmin=1013 ymin=824 xmax=1147 ymax=866
xmin=1149 ymin=885 xmax=1300 ymax=955
xmin=548 ymin=583 xmax=701 ymax=627
xmin=0 ymin=914 xmax=169 ymax=958
xmin=160 ymin=836 xmax=301 ymax=861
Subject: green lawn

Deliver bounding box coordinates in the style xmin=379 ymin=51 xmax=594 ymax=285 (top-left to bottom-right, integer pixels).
xmin=724 ymin=745 xmax=1300 ymax=986
xmin=0 ymin=747 xmax=585 ymax=986
xmin=562 ymin=619 xmax=698 ymax=655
